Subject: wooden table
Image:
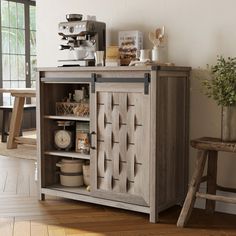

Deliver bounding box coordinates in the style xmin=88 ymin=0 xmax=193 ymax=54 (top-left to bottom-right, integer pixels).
xmin=177 ymin=137 xmax=236 ymax=227
xmin=0 ymin=88 xmax=36 ymax=149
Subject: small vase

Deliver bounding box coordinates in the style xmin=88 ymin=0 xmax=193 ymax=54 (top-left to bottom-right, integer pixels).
xmin=151 ymin=45 xmax=168 ymax=63
xmin=151 ymin=46 xmax=158 ymax=62
xmin=221 ymin=106 xmax=236 ymax=141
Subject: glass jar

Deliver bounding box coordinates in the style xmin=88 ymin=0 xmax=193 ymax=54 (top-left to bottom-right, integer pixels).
xmin=75 ymin=122 xmax=90 ymax=154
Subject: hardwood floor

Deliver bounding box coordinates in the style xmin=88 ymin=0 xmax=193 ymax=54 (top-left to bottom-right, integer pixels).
xmin=0 ymin=156 xmax=236 ymax=236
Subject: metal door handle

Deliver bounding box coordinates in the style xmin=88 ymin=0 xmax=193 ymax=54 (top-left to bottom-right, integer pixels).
xmin=90 ymin=131 xmax=96 ymax=149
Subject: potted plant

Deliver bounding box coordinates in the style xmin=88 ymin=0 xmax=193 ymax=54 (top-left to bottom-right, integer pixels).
xmin=202 ymin=56 xmax=236 ymax=141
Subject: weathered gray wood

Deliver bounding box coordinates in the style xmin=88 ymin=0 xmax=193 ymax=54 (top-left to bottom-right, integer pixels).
xmin=90 ymin=81 xmax=97 ymax=193
xmin=38 ymin=65 xmax=191 ymax=73
xmin=93 ymin=83 xmax=150 ymax=206
xmin=177 ymin=150 xmax=207 ymax=227
xmin=38 ymin=66 xmax=190 ymax=222
xmin=41 ymin=187 xmax=150 ymax=213
xmin=180 ymin=137 xmax=236 ymax=227
xmin=201 ymin=176 xmax=208 ymax=183
xmin=191 ymin=137 xmax=236 ymax=153
xmin=149 ymin=70 xmax=158 ymax=223
xmin=196 ymin=192 xmax=236 ymax=204
xmin=206 ymin=150 xmax=218 ymax=213
xmin=36 ymin=71 xmax=43 ymax=200
xmin=216 ymin=185 xmax=236 ymax=193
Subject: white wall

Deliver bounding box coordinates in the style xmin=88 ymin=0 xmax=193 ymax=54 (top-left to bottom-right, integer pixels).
xmin=37 ymin=0 xmax=236 ymax=68
xmin=37 ymin=0 xmax=236 ymax=213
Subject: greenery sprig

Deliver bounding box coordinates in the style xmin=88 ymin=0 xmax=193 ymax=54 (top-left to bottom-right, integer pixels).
xmin=202 ymin=56 xmax=236 ymax=106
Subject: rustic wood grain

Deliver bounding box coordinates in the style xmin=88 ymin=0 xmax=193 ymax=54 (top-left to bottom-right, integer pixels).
xmin=206 ymin=150 xmax=218 ymax=213
xmin=177 ymin=150 xmax=208 ymax=227
xmin=38 ymin=67 xmax=191 ymax=222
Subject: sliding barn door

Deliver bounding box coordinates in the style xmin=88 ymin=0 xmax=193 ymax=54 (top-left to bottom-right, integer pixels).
xmin=91 ymin=82 xmax=150 ymax=206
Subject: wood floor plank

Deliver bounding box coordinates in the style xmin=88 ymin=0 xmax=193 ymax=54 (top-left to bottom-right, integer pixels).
xmin=31 ymin=222 xmax=49 ymax=236
xmin=0 ymin=170 xmax=7 ymax=193
xmin=3 ymin=169 xmax=18 ymax=194
xmin=13 ymin=220 xmax=31 ymax=236
xmin=48 ymin=225 xmax=66 ymax=236
xmin=29 ymin=172 xmax=37 ymax=197
xmin=0 ymin=217 xmax=14 ymax=236
xmin=17 ymin=172 xmax=30 ymax=196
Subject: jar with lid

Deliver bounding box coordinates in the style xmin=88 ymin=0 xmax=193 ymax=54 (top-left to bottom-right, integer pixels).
xmin=75 ymin=122 xmax=90 ymax=154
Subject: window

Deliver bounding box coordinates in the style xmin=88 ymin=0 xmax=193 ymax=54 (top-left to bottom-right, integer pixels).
xmin=0 ymin=0 xmax=36 ymax=105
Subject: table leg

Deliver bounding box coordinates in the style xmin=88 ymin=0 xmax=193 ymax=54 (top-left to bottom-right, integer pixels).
xmin=206 ymin=150 xmax=218 ymax=213
xmin=7 ymin=96 xmax=25 ymax=149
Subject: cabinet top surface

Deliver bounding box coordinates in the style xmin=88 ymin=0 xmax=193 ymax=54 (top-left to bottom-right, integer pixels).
xmin=37 ymin=65 xmax=191 ymax=73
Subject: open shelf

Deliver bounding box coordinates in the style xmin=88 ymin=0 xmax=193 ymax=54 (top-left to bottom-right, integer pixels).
xmin=44 ymin=150 xmax=90 ymax=160
xmin=43 ymin=184 xmax=90 ymax=196
xmin=44 ymin=115 xmax=90 ymax=121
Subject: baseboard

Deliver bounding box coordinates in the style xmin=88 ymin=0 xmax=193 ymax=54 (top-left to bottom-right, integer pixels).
xmin=195 ymin=183 xmax=236 ymax=215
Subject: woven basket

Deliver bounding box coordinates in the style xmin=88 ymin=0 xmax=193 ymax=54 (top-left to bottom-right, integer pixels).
xmin=56 ymin=102 xmax=89 ymax=117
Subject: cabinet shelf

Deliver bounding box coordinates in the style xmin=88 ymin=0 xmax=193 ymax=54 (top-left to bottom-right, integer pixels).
xmin=44 ymin=115 xmax=90 ymax=121
xmin=43 ymin=185 xmax=90 ymax=196
xmin=44 ymin=150 xmax=90 ymax=160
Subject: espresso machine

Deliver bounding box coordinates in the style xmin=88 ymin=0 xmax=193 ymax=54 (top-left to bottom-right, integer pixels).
xmin=58 ymin=14 xmax=106 ymax=67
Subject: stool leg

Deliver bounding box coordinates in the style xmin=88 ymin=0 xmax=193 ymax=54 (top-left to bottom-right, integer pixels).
xmin=206 ymin=150 xmax=218 ymax=213
xmin=177 ymin=150 xmax=208 ymax=227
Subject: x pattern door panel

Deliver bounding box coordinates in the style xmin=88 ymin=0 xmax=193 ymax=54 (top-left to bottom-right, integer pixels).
xmin=95 ymin=88 xmax=150 ymax=205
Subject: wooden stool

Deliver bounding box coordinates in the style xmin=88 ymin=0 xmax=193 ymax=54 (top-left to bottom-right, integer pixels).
xmin=0 ymin=104 xmax=36 ymax=143
xmin=177 ymin=137 xmax=236 ymax=227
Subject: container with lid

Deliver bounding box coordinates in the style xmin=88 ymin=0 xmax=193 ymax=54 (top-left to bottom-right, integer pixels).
xmin=75 ymin=122 xmax=90 ymax=154
xmin=56 ymin=158 xmax=83 ymax=173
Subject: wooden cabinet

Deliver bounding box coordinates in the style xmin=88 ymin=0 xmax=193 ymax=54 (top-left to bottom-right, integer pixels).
xmin=37 ymin=66 xmax=191 ymax=222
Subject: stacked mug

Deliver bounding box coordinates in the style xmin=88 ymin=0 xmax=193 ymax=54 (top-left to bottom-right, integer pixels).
xmin=56 ymin=159 xmax=84 ymax=187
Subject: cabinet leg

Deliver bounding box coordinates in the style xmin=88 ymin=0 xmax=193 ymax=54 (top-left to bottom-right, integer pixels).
xmin=149 ymin=212 xmax=159 ymax=223
xmin=39 ymin=193 xmax=45 ymax=201
xmin=177 ymin=150 xmax=207 ymax=227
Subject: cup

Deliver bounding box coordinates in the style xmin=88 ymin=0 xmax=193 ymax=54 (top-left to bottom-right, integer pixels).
xmin=95 ymin=51 xmax=105 ymax=66
xmin=139 ymin=49 xmax=150 ymax=62
xmin=73 ymin=48 xmax=89 ymax=60
xmin=74 ymin=90 xmax=84 ymax=102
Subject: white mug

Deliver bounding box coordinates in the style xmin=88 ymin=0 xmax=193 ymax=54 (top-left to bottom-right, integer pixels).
xmin=73 ymin=48 xmax=89 ymax=60
xmin=139 ymin=49 xmax=150 ymax=62
xmin=74 ymin=89 xmax=85 ymax=102
xmin=95 ymin=51 xmax=104 ymax=66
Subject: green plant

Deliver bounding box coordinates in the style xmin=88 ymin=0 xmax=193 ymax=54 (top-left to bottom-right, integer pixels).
xmin=202 ymin=56 xmax=236 ymax=106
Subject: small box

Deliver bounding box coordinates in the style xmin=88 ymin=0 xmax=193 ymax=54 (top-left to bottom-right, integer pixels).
xmin=118 ymin=31 xmax=143 ymax=65
xmin=105 ymin=59 xmax=120 ymax=67
xmin=106 ymin=46 xmax=119 ymax=60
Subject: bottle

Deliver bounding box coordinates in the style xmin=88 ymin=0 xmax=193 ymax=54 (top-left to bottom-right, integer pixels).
xmin=82 ymin=87 xmax=85 ymax=100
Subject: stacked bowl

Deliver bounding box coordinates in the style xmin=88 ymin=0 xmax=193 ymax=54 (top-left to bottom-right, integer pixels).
xmin=56 ymin=159 xmax=84 ymax=187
